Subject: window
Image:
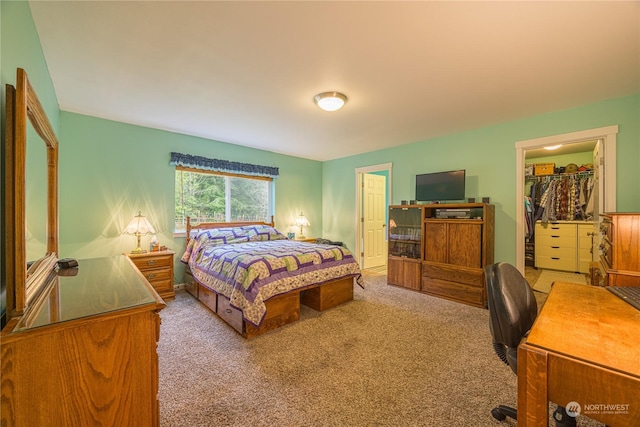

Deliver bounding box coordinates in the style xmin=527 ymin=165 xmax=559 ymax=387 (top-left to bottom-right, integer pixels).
xmin=174 ymin=167 xmax=273 ymax=232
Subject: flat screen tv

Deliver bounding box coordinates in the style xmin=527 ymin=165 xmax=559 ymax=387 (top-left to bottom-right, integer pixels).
xmin=415 ymin=170 xmax=466 ymax=203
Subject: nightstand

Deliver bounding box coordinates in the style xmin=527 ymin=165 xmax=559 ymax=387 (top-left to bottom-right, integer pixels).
xmin=294 ymin=237 xmax=317 ymax=243
xmin=127 ymin=250 xmax=175 ymax=300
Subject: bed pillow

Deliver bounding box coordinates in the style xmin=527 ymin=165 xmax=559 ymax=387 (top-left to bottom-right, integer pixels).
xmin=182 ymin=225 xmax=287 ymax=263
xmin=245 ymin=225 xmax=288 ymax=242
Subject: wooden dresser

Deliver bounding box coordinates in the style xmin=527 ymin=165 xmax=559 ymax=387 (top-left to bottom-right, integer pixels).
xmin=127 ymin=250 xmax=176 ymax=300
xmin=1 ymin=256 xmax=165 ymax=427
xmin=599 ymin=212 xmax=640 ymax=286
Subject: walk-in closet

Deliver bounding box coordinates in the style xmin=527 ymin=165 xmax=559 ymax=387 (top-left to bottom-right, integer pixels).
xmin=524 ymin=140 xmax=599 ymax=292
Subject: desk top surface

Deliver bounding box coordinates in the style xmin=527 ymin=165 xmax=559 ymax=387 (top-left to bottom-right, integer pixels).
xmin=527 ymin=281 xmax=640 ymax=377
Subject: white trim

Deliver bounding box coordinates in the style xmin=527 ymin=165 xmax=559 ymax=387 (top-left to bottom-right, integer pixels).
xmin=515 ymin=125 xmax=619 ymax=149
xmin=515 ymin=126 xmax=618 ymax=273
xmin=355 ymin=162 xmax=393 ymax=174
xmin=355 ymin=163 xmax=393 ymax=267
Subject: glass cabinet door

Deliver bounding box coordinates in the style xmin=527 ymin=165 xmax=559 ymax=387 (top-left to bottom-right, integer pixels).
xmin=388 ymin=207 xmax=422 ymax=259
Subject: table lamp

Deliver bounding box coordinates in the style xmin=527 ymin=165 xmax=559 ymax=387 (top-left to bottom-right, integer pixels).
xmin=295 ymin=212 xmax=310 ymax=239
xmin=124 ymin=211 xmax=156 ymax=254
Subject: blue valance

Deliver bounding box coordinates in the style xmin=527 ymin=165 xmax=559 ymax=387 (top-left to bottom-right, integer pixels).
xmin=170 ymin=152 xmax=279 ymax=179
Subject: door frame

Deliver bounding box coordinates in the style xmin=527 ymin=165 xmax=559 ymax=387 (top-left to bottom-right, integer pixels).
xmin=355 ymin=163 xmax=392 ymax=267
xmin=514 ymin=125 xmax=618 ymax=274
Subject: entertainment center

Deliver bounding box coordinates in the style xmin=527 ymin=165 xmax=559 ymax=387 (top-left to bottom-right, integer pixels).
xmin=388 ymin=202 xmax=494 ymax=308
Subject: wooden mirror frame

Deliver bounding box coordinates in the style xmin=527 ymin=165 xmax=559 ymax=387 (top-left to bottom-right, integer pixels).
xmin=3 ymin=68 xmax=59 ymax=320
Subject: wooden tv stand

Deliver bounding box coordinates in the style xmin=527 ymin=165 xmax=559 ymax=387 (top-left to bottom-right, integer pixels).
xmin=388 ymin=203 xmax=494 ymax=308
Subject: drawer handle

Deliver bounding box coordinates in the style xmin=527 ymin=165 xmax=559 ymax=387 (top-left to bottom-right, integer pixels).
xmin=551 ymin=246 xmax=560 ymax=249
xmin=147 ymin=273 xmax=156 ymax=280
xmin=225 ymin=309 xmax=232 ymax=314
xmin=551 ymin=235 xmax=560 ymax=238
xmin=551 ymin=257 xmax=560 ymax=260
xmin=147 ymin=260 xmax=158 ymax=266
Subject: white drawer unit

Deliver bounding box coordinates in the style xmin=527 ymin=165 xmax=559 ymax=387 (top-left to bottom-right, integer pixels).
xmin=535 ymin=221 xmax=594 ymax=273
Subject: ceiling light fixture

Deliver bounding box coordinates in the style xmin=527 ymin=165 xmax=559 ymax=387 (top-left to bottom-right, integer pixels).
xmin=544 ymin=145 xmax=562 ymax=151
xmin=314 ymin=91 xmax=348 ymax=112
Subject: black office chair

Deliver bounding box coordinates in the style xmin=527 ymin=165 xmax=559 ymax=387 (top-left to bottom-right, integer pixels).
xmin=485 ymin=262 xmax=576 ymax=426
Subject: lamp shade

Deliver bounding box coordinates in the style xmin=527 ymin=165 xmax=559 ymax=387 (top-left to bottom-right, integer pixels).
xmin=124 ymin=211 xmax=155 ymax=254
xmin=295 ymin=212 xmax=310 ymax=239
xmin=124 ymin=211 xmax=156 ymax=235
xmin=314 ymin=92 xmax=347 ymax=112
xmin=295 ymin=212 xmax=310 ymax=228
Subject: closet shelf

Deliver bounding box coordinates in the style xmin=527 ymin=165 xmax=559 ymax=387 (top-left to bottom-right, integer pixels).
xmin=525 ymin=170 xmax=593 ymax=180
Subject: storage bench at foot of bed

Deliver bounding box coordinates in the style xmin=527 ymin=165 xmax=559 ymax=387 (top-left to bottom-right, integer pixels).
xmin=191 ymin=276 xmax=354 ymax=338
xmin=300 ymin=277 xmax=354 ymax=311
xmin=245 ymin=292 xmax=300 ymax=339
xmin=195 ymin=283 xmax=301 ymax=338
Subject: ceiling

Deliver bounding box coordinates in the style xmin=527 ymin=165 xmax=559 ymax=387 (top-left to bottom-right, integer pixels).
xmin=29 ymin=1 xmax=639 ymax=162
xmin=525 ymin=140 xmax=598 ymax=160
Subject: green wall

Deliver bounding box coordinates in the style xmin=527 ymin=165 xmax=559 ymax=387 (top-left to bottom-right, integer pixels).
xmin=58 ymin=113 xmax=323 ymax=281
xmin=1 ymin=1 xmax=323 ymax=287
xmin=1 ymin=0 xmax=62 ymax=323
xmin=2 ymin=0 xmax=639 ymax=294
xmin=323 ymin=94 xmax=640 ymax=265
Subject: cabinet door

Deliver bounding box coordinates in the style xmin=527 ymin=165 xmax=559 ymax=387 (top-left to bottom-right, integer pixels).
xmin=402 ymin=259 xmax=421 ymax=291
xmin=388 ymin=207 xmax=422 ymax=259
xmin=424 ymin=222 xmax=447 ymax=263
xmin=448 ymin=223 xmax=482 ymax=268
xmin=387 ymin=257 xmax=404 ymax=286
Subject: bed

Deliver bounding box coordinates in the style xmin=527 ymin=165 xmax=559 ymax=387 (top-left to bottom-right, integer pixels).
xmin=181 ymin=217 xmax=363 ymax=338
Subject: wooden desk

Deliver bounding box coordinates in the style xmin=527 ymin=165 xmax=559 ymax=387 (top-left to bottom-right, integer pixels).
xmin=518 ymin=282 xmax=640 ymax=426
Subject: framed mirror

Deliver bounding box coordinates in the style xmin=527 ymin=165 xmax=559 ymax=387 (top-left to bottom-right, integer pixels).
xmin=3 ymin=68 xmax=59 ymax=322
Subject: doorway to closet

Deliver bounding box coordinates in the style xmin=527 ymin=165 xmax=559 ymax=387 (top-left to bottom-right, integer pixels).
xmin=515 ymin=126 xmax=618 ymax=286
xmin=355 ymin=163 xmax=392 ymax=273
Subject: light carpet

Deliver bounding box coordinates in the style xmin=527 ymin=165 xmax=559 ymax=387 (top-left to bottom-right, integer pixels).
xmin=533 ymin=270 xmax=588 ymax=293
xmin=158 ymin=271 xmax=603 ymax=427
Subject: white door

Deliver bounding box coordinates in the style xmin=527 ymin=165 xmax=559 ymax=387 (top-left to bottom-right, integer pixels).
xmin=363 ymin=173 xmax=387 ymax=269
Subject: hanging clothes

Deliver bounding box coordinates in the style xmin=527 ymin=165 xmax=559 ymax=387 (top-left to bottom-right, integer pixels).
xmin=524 ymin=196 xmax=534 ymax=239
xmin=529 ymin=172 xmax=594 ymax=223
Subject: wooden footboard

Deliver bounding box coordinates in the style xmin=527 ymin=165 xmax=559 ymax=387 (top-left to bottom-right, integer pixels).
xmin=186 ymin=276 xmax=355 ymax=338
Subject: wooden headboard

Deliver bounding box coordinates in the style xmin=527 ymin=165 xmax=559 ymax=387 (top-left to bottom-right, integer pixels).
xmin=185 ymin=216 xmax=275 ymax=244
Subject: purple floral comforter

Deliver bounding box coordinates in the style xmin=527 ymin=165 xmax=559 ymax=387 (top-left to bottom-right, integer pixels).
xmin=181 ymin=225 xmax=363 ymax=326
